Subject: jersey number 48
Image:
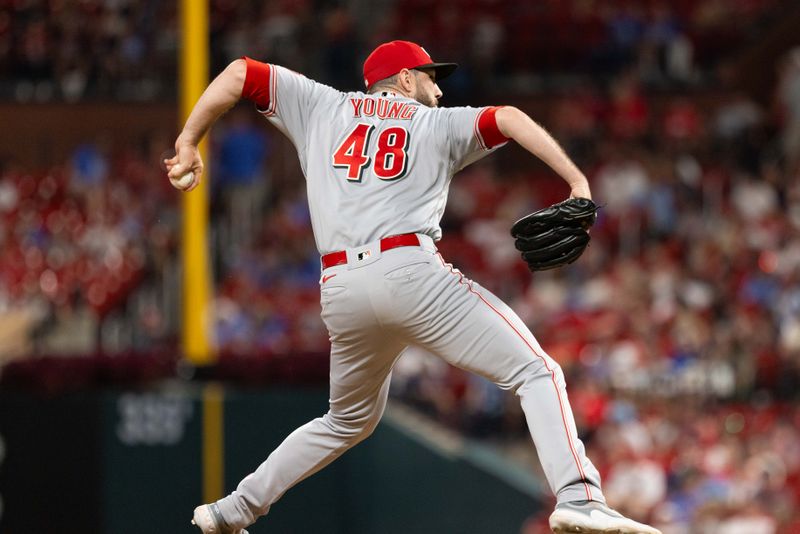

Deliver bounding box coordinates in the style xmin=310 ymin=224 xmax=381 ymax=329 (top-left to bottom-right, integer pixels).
xmin=332 ymin=123 xmax=409 ymax=182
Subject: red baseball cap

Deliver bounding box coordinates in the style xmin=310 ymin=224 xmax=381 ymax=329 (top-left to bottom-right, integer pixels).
xmin=363 ymin=40 xmax=458 ymax=89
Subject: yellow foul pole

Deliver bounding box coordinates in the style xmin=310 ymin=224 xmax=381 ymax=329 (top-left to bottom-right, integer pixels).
xmin=181 ymin=0 xmax=224 ymax=505
xmin=180 ymin=0 xmax=215 ymax=364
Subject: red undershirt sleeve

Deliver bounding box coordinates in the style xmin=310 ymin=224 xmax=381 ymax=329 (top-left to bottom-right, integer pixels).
xmin=240 ymin=56 xmax=275 ymax=114
xmin=475 ymin=106 xmax=510 ymax=149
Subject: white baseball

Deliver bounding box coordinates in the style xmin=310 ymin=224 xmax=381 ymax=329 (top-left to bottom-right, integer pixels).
xmin=171 ymin=172 xmax=194 ymax=190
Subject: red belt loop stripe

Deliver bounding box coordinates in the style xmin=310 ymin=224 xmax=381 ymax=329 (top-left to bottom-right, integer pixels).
xmin=321 ymin=233 xmax=421 ymax=270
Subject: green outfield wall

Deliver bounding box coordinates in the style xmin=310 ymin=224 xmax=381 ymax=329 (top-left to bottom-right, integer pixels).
xmin=0 ymin=384 xmax=543 ymax=534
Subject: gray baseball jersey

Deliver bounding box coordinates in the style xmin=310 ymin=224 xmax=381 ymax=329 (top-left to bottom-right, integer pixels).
xmin=242 ymin=58 xmax=506 ymax=254
xmin=214 ymin=58 xmax=606 ymax=531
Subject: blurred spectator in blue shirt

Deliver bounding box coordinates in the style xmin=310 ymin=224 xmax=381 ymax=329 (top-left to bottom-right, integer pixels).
xmin=70 ymin=141 xmax=108 ymax=188
xmin=216 ymin=107 xmax=269 ymax=188
xmin=214 ymin=107 xmax=271 ymax=250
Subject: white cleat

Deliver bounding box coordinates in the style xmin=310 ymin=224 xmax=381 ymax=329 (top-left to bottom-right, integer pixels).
xmin=549 ymin=500 xmax=661 ymax=534
xmin=191 ymin=504 xmax=249 ymax=534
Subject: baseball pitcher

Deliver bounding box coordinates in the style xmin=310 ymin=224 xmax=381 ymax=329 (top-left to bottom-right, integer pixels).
xmin=167 ymin=40 xmax=661 ymax=534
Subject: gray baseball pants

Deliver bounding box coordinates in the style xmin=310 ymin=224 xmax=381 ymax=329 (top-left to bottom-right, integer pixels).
xmin=217 ymin=234 xmax=605 ymax=529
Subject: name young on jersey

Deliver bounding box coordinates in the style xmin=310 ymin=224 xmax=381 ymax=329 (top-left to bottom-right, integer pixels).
xmin=350 ymin=97 xmax=419 ymax=120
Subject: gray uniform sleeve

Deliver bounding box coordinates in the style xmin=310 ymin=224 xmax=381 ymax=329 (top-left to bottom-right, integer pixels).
xmin=241 ymin=58 xmax=340 ymax=156
xmin=443 ymin=105 xmax=510 ymax=172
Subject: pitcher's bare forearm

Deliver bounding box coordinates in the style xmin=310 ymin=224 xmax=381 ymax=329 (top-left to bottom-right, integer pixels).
xmin=177 ymin=59 xmax=247 ymax=147
xmin=496 ymin=106 xmax=590 ymax=199
xmin=165 ymin=59 xmax=246 ymax=190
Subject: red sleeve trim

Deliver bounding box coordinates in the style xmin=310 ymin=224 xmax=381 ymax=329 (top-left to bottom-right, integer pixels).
xmin=241 ymin=56 xmax=275 ymax=115
xmin=474 ymin=106 xmax=509 ymax=150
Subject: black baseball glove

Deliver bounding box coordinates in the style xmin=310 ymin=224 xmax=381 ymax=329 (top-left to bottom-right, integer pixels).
xmin=510 ymin=197 xmax=599 ymax=272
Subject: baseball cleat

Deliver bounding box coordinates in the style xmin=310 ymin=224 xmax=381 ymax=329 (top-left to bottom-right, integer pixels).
xmin=191 ymin=504 xmax=249 ymax=534
xmin=549 ymin=500 xmax=661 ymax=534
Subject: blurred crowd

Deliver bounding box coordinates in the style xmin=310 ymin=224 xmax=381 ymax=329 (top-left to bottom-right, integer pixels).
xmin=0 ymin=136 xmax=180 ymax=359
xmin=518 ymin=399 xmax=800 ymax=533
xmin=2 ymin=0 xmax=800 ymax=532
xmin=0 ymin=0 xmax=785 ymax=101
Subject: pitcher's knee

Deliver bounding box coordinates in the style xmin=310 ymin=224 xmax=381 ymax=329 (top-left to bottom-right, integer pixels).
xmin=322 ymin=411 xmax=380 ymax=445
xmin=516 ymin=358 xmax=565 ymax=394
